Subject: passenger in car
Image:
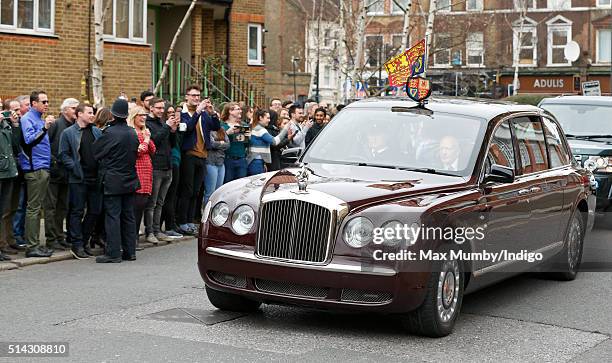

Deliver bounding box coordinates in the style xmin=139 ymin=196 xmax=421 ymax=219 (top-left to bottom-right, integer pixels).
xmin=438 ymin=136 xmax=461 ymax=171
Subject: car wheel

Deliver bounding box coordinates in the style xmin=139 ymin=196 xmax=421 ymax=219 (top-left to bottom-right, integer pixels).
xmin=401 ymin=252 xmax=464 ymax=337
xmin=205 ymin=285 xmax=262 ymax=312
xmin=548 ymin=211 xmax=585 ymax=281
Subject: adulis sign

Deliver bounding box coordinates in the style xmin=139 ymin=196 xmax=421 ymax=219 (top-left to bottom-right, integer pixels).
xmin=533 ymin=79 xmax=564 ymax=88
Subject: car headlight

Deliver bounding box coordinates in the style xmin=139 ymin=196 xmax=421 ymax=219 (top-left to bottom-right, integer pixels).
xmin=231 ymin=205 xmax=255 ymax=235
xmin=585 ymin=156 xmax=612 ymax=172
xmin=343 ymin=217 xmax=374 ymax=248
xmin=379 ymin=220 xmax=403 ymax=246
xmin=201 ymin=201 xmax=212 ymax=223
xmin=211 ymin=202 xmax=230 ymax=226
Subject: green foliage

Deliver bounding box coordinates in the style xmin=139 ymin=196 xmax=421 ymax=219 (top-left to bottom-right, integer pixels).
xmin=504 ymin=94 xmax=551 ymax=106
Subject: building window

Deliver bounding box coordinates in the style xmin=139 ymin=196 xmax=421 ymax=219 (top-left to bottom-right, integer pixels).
xmin=437 ymin=0 xmax=451 ymax=12
xmin=387 ymin=34 xmax=404 ymax=57
xmin=513 ymin=18 xmax=537 ymax=66
xmin=366 ymin=0 xmax=384 ymax=16
xmin=103 ymin=0 xmax=146 ymax=42
xmin=0 ymin=0 xmax=54 ymax=34
xmin=392 ymin=0 xmax=410 ymax=14
xmin=365 ymin=35 xmax=383 ymax=67
xmin=547 ymin=0 xmax=571 ymax=9
xmin=467 ymin=0 xmax=483 ymax=11
xmin=597 ymin=0 xmax=611 ymax=7
xmin=247 ymin=23 xmax=263 ymax=65
xmin=434 ymin=33 xmax=451 ymax=67
xmin=466 ymin=32 xmax=484 ymax=66
xmin=546 ymin=16 xmax=572 ymax=66
xmin=513 ymin=0 xmax=537 ymax=9
xmin=597 ymin=29 xmax=611 ymax=64
xmin=323 ymin=28 xmax=332 ymax=47
xmin=322 ymin=65 xmax=331 ymax=87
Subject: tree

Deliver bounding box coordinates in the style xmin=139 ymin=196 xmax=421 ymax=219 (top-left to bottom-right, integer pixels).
xmin=92 ymin=0 xmax=112 ymax=109
xmin=154 ymin=0 xmax=199 ymax=94
xmin=392 ymin=0 xmax=413 ymax=51
xmin=512 ymin=0 xmax=529 ymax=96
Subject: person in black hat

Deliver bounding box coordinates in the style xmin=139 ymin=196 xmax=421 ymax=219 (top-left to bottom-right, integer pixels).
xmin=93 ymin=98 xmax=140 ymax=263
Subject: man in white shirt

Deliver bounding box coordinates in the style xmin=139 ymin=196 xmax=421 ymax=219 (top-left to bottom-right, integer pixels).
xmin=287 ymin=105 xmax=312 ymax=149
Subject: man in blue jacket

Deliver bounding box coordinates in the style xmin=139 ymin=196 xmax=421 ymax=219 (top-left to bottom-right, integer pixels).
xmin=59 ymin=103 xmax=102 ymax=259
xmin=20 ymin=90 xmax=56 ymax=258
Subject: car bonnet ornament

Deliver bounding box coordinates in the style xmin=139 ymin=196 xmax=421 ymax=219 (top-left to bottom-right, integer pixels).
xmin=294 ymin=164 xmax=310 ymax=193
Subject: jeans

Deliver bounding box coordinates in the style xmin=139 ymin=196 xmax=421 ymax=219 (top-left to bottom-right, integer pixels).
xmin=204 ymin=163 xmax=225 ymax=205
xmin=13 ymin=183 xmax=26 ymax=241
xmin=177 ymin=154 xmax=205 ymax=225
xmin=104 ymin=193 xmax=136 ymax=259
xmin=1 ymin=177 xmax=21 ymax=245
xmin=68 ymin=183 xmax=102 ymax=248
xmin=145 ymin=169 xmax=172 ymax=235
xmin=44 ymin=182 xmax=69 ymax=244
xmin=161 ymin=164 xmax=180 ymax=231
xmin=224 ymin=157 xmax=247 ymax=183
xmin=24 ymin=169 xmax=50 ymax=249
xmin=247 ymin=159 xmax=265 ymax=176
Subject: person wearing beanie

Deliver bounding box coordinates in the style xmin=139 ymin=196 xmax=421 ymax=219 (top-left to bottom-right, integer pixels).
xmin=93 ymin=98 xmax=140 ymax=263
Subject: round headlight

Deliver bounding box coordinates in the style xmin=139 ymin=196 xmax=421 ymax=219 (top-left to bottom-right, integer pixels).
xmin=596 ymin=157 xmax=609 ymax=169
xmin=211 ymin=202 xmax=230 ymax=226
xmin=343 ymin=217 xmax=374 ymax=248
xmin=231 ymin=205 xmax=255 ymax=235
xmin=380 ymin=220 xmax=403 ymax=246
xmin=584 ymin=159 xmax=597 ymax=172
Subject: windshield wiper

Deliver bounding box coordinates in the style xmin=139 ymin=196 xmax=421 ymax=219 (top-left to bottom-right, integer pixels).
xmin=566 ymin=134 xmax=612 ymax=139
xmin=356 ymin=163 xmax=459 ymax=177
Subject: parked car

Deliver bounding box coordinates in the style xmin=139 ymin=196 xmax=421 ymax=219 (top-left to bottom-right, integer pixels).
xmin=199 ymin=97 xmax=595 ymax=337
xmin=538 ymin=96 xmax=612 ymax=227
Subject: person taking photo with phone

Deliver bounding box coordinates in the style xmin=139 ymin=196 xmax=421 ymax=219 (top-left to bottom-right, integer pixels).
xmin=247 ymin=109 xmax=290 ymax=176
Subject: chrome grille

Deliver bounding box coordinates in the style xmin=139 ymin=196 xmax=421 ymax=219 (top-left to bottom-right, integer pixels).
xmin=256 ymin=199 xmax=332 ymax=263
xmin=341 ymin=289 xmax=393 ymax=304
xmin=208 ymin=271 xmax=247 ymax=288
xmin=255 ymin=279 xmax=328 ymax=299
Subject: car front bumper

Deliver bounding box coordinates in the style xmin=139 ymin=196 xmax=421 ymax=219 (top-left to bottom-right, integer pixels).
xmin=198 ymin=238 xmax=430 ymax=314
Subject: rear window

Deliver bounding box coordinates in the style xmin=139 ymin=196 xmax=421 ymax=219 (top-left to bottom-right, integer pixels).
xmin=539 ymin=103 xmax=612 ymax=136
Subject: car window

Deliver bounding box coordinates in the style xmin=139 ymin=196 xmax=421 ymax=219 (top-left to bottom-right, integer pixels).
xmin=511 ymin=117 xmax=548 ymax=174
xmin=539 ymin=103 xmax=612 ymax=136
xmin=484 ymin=121 xmax=516 ymax=175
xmin=303 ymin=108 xmax=487 ymax=176
xmin=542 ymin=118 xmax=570 ymax=168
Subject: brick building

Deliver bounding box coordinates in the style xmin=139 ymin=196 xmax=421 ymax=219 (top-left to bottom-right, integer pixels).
xmin=0 ymin=0 xmax=267 ymax=108
xmin=361 ymin=0 xmax=611 ymax=96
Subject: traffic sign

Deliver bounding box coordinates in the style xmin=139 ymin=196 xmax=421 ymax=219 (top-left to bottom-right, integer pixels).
xmin=582 ymin=81 xmax=601 ymax=96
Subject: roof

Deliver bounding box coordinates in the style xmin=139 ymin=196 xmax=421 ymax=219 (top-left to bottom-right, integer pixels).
xmin=538 ymin=96 xmax=612 ymax=107
xmin=345 ymin=96 xmax=541 ymax=120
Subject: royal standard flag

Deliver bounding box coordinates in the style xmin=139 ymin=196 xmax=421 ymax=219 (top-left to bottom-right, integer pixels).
xmin=384 ymin=39 xmax=427 ymax=87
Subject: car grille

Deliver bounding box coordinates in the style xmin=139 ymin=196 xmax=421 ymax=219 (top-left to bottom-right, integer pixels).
xmin=256 ymin=199 xmax=333 ymax=263
xmin=208 ymin=271 xmax=247 ymax=288
xmin=255 ymin=279 xmax=328 ymax=299
xmin=341 ymin=289 xmax=393 ymax=304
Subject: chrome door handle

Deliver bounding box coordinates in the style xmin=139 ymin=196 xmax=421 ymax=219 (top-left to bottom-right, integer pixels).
xmin=518 ymin=189 xmax=530 ymax=196
xmin=530 ymin=186 xmax=542 ymax=193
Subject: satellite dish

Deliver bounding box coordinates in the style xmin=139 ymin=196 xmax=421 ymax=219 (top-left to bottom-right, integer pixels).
xmin=564 ymin=41 xmax=580 ymax=62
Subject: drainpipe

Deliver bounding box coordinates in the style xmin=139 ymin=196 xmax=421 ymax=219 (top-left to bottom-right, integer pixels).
xmin=87 ymin=0 xmax=92 ymax=102
xmin=225 ymin=3 xmax=232 ymax=66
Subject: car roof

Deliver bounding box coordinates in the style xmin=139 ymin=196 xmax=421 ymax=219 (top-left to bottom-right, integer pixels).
xmin=539 ymin=95 xmax=612 ymax=106
xmin=345 ymin=96 xmax=541 ymax=120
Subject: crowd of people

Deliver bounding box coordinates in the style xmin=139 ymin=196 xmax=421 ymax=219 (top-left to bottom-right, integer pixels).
xmin=0 ymin=87 xmax=342 ymax=263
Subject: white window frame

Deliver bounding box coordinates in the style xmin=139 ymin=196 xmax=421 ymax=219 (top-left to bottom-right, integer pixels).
xmin=513 ymin=0 xmax=537 ymax=9
xmin=433 ymin=33 xmax=451 ymax=67
xmin=103 ymin=0 xmax=147 ymax=44
xmin=389 ymin=33 xmax=405 ymax=55
xmin=0 ymin=0 xmax=55 ymax=36
xmin=466 ymin=0 xmax=483 ymax=11
xmin=391 ymin=0 xmax=410 ymax=14
xmin=546 ymin=0 xmax=571 ymax=10
xmin=366 ymin=0 xmax=385 ymax=16
xmin=597 ymin=0 xmax=611 ymax=8
xmin=322 ymin=65 xmax=332 ymax=88
xmin=466 ymin=32 xmax=484 ymax=67
xmin=365 ymin=34 xmax=384 ymax=68
xmin=546 ymin=15 xmax=572 ymax=67
xmin=247 ymin=23 xmax=263 ymax=66
xmin=596 ymin=29 xmax=611 ymax=64
xmin=512 ymin=17 xmax=537 ymax=67
xmin=437 ymin=0 xmax=452 ymax=12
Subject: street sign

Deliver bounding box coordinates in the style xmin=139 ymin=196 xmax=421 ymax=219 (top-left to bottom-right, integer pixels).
xmin=564 ymin=41 xmax=580 ymax=62
xmin=582 ymin=81 xmax=601 ymax=96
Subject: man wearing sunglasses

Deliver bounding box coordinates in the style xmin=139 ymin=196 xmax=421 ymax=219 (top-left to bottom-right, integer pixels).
xmin=19 ymin=90 xmax=56 ymax=257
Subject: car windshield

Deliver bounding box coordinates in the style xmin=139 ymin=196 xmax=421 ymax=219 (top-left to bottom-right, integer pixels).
xmin=540 ymin=103 xmax=612 ymax=137
xmin=302 ymin=107 xmax=487 ymax=177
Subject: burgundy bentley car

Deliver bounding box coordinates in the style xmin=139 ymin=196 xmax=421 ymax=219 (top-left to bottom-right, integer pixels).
xmin=198 ymin=97 xmax=595 ymax=337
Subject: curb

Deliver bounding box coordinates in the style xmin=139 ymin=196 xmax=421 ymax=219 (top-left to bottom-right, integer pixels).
xmin=1 ymin=236 xmax=196 ymax=272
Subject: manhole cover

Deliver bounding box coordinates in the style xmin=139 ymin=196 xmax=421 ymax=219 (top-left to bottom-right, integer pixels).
xmin=141 ymin=308 xmax=246 ymax=325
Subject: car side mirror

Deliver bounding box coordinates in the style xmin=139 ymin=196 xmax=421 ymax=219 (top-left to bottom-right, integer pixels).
xmin=281 ymin=147 xmax=303 ymax=168
xmin=483 ymin=164 xmax=515 ymax=185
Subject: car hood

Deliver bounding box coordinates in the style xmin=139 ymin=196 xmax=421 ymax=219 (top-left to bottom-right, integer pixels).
xmin=568 ymin=139 xmax=612 ymax=156
xmin=254 ymin=163 xmax=470 ymax=209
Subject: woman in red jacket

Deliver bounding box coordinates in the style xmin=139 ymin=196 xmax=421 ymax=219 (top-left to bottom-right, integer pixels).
xmin=127 ymin=106 xmax=156 ymax=252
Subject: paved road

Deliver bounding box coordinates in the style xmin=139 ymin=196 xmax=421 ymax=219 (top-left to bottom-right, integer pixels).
xmin=1 ymin=228 xmax=610 ymax=362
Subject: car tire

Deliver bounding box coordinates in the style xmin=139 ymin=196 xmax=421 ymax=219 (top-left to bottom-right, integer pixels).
xmin=400 ymin=250 xmax=464 ymax=337
xmin=205 ymin=285 xmax=262 ymax=312
xmin=548 ymin=211 xmax=585 ymax=281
